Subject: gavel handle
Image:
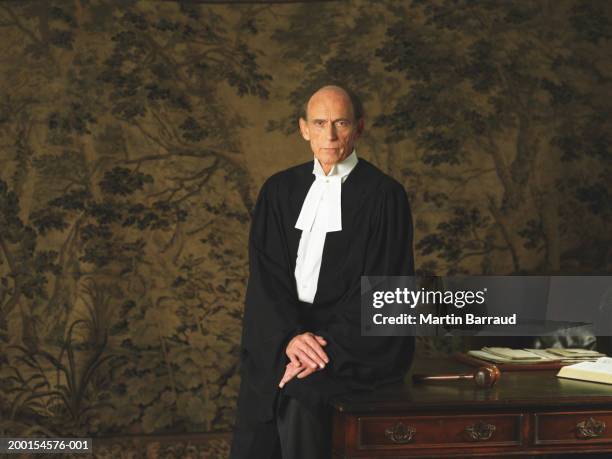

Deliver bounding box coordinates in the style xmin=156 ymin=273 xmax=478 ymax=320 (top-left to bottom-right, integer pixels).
xmin=413 ymin=373 xmax=474 ymax=382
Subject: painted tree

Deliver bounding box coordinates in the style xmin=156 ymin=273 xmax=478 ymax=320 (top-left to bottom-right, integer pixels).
xmin=374 ymin=0 xmax=611 ymax=274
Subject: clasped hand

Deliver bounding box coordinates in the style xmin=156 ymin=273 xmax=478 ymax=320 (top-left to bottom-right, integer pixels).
xmin=278 ymin=332 xmax=328 ymax=388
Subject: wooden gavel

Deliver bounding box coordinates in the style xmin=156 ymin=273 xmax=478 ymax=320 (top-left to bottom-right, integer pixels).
xmin=413 ymin=365 xmax=501 ymax=389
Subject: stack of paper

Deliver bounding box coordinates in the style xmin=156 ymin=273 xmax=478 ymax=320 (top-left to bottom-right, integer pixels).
xmin=467 ymin=347 xmax=604 ymax=365
xmin=468 ymin=347 xmax=557 ymax=364
xmin=544 ymin=348 xmax=605 ymax=362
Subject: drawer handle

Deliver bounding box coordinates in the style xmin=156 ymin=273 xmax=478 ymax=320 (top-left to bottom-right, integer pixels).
xmin=465 ymin=421 xmax=496 ymax=441
xmin=576 ymin=417 xmax=606 ymax=439
xmin=385 ymin=422 xmax=416 ymax=444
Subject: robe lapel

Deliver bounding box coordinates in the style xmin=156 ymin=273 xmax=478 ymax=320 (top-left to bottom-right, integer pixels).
xmin=286 ymin=166 xmax=315 ymax=273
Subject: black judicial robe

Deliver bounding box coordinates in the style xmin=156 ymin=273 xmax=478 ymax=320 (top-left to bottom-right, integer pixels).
xmin=238 ymin=158 xmax=415 ymax=424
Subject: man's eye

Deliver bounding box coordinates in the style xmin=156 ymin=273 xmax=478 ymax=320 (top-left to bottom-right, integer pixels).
xmin=314 ymin=121 xmax=325 ymax=127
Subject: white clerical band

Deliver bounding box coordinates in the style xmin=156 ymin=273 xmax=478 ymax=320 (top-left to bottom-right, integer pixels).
xmin=294 ymin=150 xmax=358 ymax=234
xmin=295 ymin=175 xmax=343 ymax=232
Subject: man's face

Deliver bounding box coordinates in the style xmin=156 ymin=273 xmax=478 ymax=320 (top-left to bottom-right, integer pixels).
xmin=299 ymin=89 xmax=363 ymax=171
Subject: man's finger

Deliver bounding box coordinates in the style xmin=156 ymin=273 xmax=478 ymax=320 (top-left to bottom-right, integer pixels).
xmin=297 ymin=366 xmax=317 ymax=379
xmin=289 ymin=344 xmax=313 ymax=368
xmin=300 ymin=336 xmax=328 ymax=365
xmin=279 ymin=363 xmax=302 ymax=388
xmin=304 ymin=335 xmax=329 ymax=364
xmin=315 ymin=335 xmax=327 ymax=345
xmin=287 ymin=352 xmax=299 ymax=366
xmin=287 ymin=363 xmax=303 ymax=381
xmin=298 ymin=343 xmax=325 ymax=368
xmin=296 ymin=349 xmax=318 ymax=369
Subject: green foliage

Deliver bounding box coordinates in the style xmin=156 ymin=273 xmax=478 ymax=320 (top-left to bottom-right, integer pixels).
xmin=48 ymin=103 xmax=96 ymax=137
xmin=106 ymin=247 xmax=244 ymax=433
xmin=99 ymin=167 xmax=153 ymax=196
xmin=29 ymin=162 xmax=180 ymax=269
xmin=571 ymin=0 xmax=612 ymax=43
xmin=376 ymin=0 xmax=611 ymax=272
xmin=226 ymin=43 xmax=272 ymax=98
xmin=179 ymin=117 xmax=209 ymax=143
xmin=416 ymin=207 xmax=494 ymax=274
xmin=576 ymin=183 xmax=612 ymax=216
xmin=0 ymin=180 xmax=60 ymax=326
xmin=518 ymin=220 xmax=545 ymax=250
xmin=3 ymin=318 xmax=117 ymax=436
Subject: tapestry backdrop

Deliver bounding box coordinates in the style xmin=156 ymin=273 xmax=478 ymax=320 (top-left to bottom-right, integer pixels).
xmin=0 ymin=0 xmax=610 ymax=457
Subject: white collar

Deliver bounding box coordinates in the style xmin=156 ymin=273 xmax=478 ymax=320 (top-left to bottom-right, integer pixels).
xmin=312 ymin=149 xmax=358 ymax=179
xmin=295 ymin=150 xmax=359 ymax=233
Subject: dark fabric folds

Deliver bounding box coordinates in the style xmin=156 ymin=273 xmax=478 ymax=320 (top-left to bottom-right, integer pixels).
xmin=240 ymin=178 xmax=304 ymax=421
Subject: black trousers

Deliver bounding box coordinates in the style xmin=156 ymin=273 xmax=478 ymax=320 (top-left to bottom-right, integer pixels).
xmin=230 ymin=390 xmax=332 ymax=459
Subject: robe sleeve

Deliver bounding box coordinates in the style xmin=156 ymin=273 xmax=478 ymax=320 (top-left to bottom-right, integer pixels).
xmin=239 ymin=177 xmax=302 ymax=415
xmin=315 ymin=180 xmax=415 ymax=382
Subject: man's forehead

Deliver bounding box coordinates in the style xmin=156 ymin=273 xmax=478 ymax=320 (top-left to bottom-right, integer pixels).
xmin=307 ymin=90 xmax=354 ymax=118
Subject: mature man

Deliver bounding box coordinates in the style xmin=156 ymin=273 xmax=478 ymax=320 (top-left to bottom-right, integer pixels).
xmin=230 ymin=85 xmax=415 ymax=459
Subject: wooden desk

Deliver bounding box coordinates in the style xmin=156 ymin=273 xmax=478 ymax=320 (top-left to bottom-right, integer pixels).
xmin=331 ymin=359 xmax=612 ymax=458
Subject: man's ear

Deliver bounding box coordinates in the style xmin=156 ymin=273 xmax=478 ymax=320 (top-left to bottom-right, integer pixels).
xmin=299 ymin=117 xmax=310 ymax=141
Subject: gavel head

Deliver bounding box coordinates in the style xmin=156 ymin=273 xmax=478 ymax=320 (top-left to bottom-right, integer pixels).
xmin=473 ymin=365 xmax=501 ymax=388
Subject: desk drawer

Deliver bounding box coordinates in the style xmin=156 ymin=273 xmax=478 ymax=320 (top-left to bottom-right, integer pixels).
xmin=535 ymin=411 xmax=612 ymax=445
xmin=357 ymin=414 xmax=522 ymax=450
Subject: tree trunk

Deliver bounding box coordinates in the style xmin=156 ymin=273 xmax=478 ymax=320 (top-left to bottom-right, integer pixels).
xmin=539 ymin=189 xmax=561 ymax=271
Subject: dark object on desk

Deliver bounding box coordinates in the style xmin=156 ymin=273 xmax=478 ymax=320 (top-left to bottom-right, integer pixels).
xmin=413 ymin=365 xmax=501 ymax=389
xmin=455 ymin=351 xmax=565 ymax=371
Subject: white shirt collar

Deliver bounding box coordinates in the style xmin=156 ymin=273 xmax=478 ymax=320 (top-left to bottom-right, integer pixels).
xmin=295 ymin=149 xmax=359 ymax=233
xmin=312 ymin=149 xmax=359 ymax=179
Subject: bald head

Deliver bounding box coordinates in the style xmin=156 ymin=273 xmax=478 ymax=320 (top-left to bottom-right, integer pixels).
xmin=302 ymin=85 xmax=364 ymax=122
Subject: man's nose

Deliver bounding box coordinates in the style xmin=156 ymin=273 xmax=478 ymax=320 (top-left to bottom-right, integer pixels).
xmin=325 ymin=122 xmax=338 ymax=140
